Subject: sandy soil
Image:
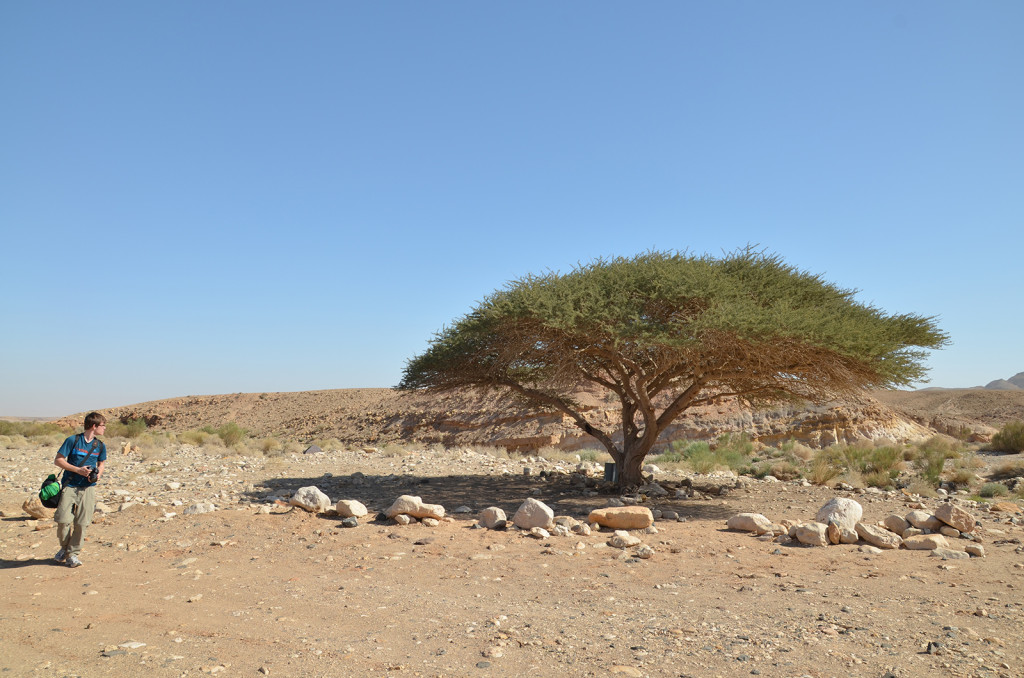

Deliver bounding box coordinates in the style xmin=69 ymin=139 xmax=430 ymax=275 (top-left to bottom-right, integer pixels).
xmin=3 ymin=441 xmax=1023 ymax=678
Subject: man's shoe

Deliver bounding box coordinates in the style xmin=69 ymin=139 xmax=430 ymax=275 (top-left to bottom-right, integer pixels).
xmin=54 ymin=549 xmax=67 ymax=563
xmin=66 ymin=555 xmax=83 ymax=568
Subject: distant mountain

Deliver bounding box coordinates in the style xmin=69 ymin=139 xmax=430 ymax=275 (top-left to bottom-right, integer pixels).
xmin=985 ymin=379 xmax=1021 ymax=391
xmin=984 ymin=372 xmax=1024 ymax=390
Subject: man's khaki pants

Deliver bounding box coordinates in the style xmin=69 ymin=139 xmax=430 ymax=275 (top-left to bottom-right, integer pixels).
xmin=54 ymin=485 xmax=96 ymax=557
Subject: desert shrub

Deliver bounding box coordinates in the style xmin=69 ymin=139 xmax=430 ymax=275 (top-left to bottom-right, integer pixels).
xmin=866 ymin=446 xmax=904 ymax=476
xmin=947 ymin=468 xmax=977 ymax=488
xmin=979 ymin=482 xmax=1009 ymax=498
xmin=380 ymin=443 xmax=410 ymax=457
xmin=913 ymin=437 xmax=961 ymax=486
xmin=0 ymin=420 xmax=66 ymax=437
xmin=905 ymin=478 xmax=938 ymax=498
xmin=312 ymin=437 xmax=344 ymax=452
xmin=779 ymin=439 xmax=815 ymax=461
xmin=179 ymin=430 xmax=210 ymax=446
xmin=715 ymin=432 xmax=754 ymax=457
xmin=808 ymin=456 xmax=844 ymax=485
xmin=764 ymin=460 xmax=802 ymax=481
xmin=578 ymin=448 xmax=611 ymax=463
xmin=990 ymin=461 xmax=1024 ymax=480
xmin=201 ymin=422 xmax=247 ymax=447
xmin=257 ymin=437 xmax=282 ymax=454
xmin=282 ymin=441 xmax=304 ymax=455
xmin=863 ymin=470 xmax=895 ymax=489
xmin=106 ymin=418 xmax=148 ymax=439
xmin=991 ymin=421 xmax=1024 ymax=453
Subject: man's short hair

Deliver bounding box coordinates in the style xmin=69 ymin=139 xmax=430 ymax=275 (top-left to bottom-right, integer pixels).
xmin=84 ymin=412 xmax=107 ymax=430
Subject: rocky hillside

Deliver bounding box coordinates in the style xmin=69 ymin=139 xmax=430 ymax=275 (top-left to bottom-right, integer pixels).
xmin=54 ymin=385 xmax=1024 ymax=452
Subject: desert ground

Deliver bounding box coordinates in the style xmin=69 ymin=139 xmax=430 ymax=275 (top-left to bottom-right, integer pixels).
xmin=3 ymin=388 xmax=1024 ymax=678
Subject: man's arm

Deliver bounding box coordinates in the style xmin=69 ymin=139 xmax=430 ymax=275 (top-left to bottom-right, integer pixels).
xmin=54 ymin=452 xmax=92 ymax=478
xmin=95 ymin=459 xmax=106 ymax=480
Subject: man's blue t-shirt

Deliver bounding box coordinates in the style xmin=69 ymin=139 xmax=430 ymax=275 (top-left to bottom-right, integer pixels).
xmin=57 ymin=434 xmax=107 ymax=488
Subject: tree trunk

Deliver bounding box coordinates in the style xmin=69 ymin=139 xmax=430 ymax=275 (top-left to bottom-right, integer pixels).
xmin=618 ymin=445 xmax=649 ymax=488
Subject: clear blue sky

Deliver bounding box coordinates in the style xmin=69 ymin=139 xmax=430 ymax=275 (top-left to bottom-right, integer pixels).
xmin=2 ymin=3 xmax=1021 ymax=417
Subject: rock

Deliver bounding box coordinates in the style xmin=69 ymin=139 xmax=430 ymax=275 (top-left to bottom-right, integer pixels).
xmin=394 ymin=514 xmax=412 ymax=525
xmin=937 ymin=525 xmax=960 ymax=538
xmin=529 ymin=527 xmax=550 ymax=539
xmin=858 ymin=544 xmax=883 ymax=555
xmin=726 ymin=513 xmax=773 ymax=534
xmin=335 ymin=499 xmax=368 ymax=518
xmin=934 ymin=503 xmax=975 ymax=533
xmin=883 ymin=514 xmax=911 ymax=535
xmin=965 ymin=543 xmax=985 ymax=557
xmin=303 ymin=444 xmax=322 ymax=455
xmin=165 ymin=482 xmax=181 ymax=491
xmin=22 ymin=496 xmax=52 ymax=520
xmin=571 ymin=522 xmax=592 ymax=536
xmin=930 ymin=547 xmax=969 ymax=560
xmin=661 ymin=510 xmax=679 ymax=521
xmin=990 ymin=502 xmax=1023 ymax=514
xmin=635 ymin=545 xmax=655 ymax=559
xmin=638 ymin=482 xmax=668 ymax=497
xmin=385 ymin=495 xmax=445 ymax=520
xmin=290 ymin=486 xmax=332 ymax=513
xmin=421 ymin=517 xmax=440 ymax=527
xmin=589 ymin=506 xmax=654 ymax=530
xmin=341 ymin=517 xmax=358 ymax=528
xmin=512 ymin=498 xmax=554 ymax=530
xmin=826 ymin=521 xmax=841 ymax=545
xmin=479 ymin=507 xmax=507 ymax=530
xmin=905 ymin=510 xmax=942 ymax=530
xmin=839 ymin=527 xmax=859 ymax=544
xmin=642 ymin=464 xmax=662 ymax=474
xmin=608 ymin=531 xmax=642 ymax=549
xmin=815 ymin=497 xmax=863 ymax=531
xmin=902 ymin=527 xmax=924 ymax=539
xmin=855 ymin=523 xmax=903 ymax=549
xmin=183 ymin=502 xmax=216 ymax=516
xmin=904 ymin=534 xmax=949 ymax=550
xmin=793 ymin=522 xmax=830 ymax=547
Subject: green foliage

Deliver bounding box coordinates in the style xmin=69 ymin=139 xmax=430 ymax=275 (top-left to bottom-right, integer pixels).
xmin=992 ymin=421 xmax=1024 ymax=453
xmin=913 ymin=436 xmax=963 ymax=486
xmin=201 ymin=422 xmax=247 ymax=447
xmin=979 ymin=482 xmax=1009 ymax=498
xmin=106 ymin=418 xmax=148 ymax=439
xmin=399 ymin=249 xmax=948 ymax=485
xmin=0 ymin=420 xmax=66 ymax=437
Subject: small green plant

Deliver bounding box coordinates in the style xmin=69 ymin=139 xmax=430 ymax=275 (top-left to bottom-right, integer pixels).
xmin=992 ymin=421 xmax=1024 ymax=453
xmin=0 ymin=420 xmax=67 ymax=437
xmin=913 ymin=436 xmax=961 ymax=486
xmin=979 ymin=482 xmax=1009 ymax=498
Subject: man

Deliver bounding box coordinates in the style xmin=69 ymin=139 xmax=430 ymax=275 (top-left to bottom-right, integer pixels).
xmin=53 ymin=412 xmax=107 ymax=567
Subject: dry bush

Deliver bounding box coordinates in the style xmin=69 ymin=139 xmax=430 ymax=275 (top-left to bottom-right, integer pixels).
xmin=807 ymin=456 xmax=843 ymax=485
xmin=991 ymin=461 xmax=1024 ymax=480
xmin=473 ymin=445 xmax=509 ymax=459
xmin=905 ymin=479 xmax=938 ymax=497
xmin=380 ymin=443 xmax=410 ymax=457
xmin=258 ymin=437 xmax=282 ymax=454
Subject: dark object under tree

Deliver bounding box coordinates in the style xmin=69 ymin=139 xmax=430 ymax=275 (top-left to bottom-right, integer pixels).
xmin=398 ymin=249 xmax=948 ymax=488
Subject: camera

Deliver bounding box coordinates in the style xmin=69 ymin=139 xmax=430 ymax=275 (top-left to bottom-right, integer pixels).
xmin=88 ymin=469 xmax=98 ymax=483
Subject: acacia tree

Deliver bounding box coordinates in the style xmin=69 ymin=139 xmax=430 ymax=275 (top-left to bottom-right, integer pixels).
xmin=398 ymin=250 xmax=948 ymax=487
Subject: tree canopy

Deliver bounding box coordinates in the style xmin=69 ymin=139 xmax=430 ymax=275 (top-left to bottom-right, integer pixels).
xmin=398 ymin=249 xmax=949 ymax=486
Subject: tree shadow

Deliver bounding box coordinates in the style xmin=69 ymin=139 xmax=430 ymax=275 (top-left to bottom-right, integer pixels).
xmin=243 ymin=471 xmax=735 ymax=523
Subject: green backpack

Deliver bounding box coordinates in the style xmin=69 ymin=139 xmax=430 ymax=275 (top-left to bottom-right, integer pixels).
xmin=39 ymin=473 xmax=63 ymax=508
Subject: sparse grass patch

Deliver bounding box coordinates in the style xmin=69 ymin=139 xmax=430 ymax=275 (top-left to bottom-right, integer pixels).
xmin=578 ymin=448 xmax=611 ymax=463
xmin=905 ymin=478 xmax=938 ymax=497
xmin=0 ymin=420 xmax=67 ymax=437
xmin=913 ymin=436 xmax=962 ymax=487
